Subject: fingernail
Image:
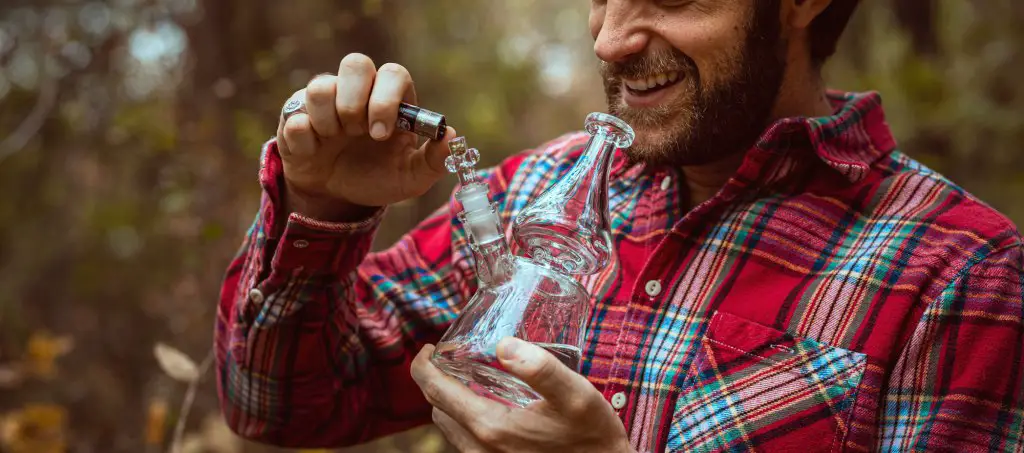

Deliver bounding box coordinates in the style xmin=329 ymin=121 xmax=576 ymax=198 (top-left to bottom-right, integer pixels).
xmin=498 ymin=337 xmax=521 ymax=361
xmin=370 ymin=121 xmax=387 ymax=139
xmin=515 ymin=342 xmax=542 ymax=363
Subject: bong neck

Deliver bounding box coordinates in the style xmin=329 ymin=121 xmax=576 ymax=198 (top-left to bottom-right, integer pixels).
xmin=472 ymin=237 xmax=514 ymax=286
xmin=569 ymin=129 xmax=616 ymax=215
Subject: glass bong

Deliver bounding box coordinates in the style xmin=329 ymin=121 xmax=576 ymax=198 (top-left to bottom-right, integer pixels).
xmin=430 ymin=112 xmax=635 ymax=408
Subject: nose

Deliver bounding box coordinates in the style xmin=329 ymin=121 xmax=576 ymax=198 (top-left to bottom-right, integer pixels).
xmin=593 ymin=1 xmax=649 ymax=63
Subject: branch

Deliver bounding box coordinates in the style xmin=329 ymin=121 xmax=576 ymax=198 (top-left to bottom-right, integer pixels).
xmin=168 ymin=348 xmax=214 ymax=453
xmin=0 ymin=77 xmax=59 ymax=164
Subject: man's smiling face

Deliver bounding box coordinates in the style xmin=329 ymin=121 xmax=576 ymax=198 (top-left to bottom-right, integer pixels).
xmin=590 ymin=0 xmax=789 ymax=167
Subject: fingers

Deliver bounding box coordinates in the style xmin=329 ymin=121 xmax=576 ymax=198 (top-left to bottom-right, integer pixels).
xmin=367 ymin=62 xmax=416 ymax=141
xmin=410 ymin=345 xmax=508 ymax=431
xmin=335 ymin=53 xmax=376 ymax=137
xmin=497 ymin=337 xmax=596 ymax=415
xmin=432 ymin=408 xmax=490 ymax=453
xmin=305 ymin=74 xmax=341 ymax=138
xmin=412 ymin=126 xmax=458 ymax=178
xmin=279 ymin=89 xmax=317 ymax=159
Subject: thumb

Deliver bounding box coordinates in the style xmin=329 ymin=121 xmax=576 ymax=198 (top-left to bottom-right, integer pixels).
xmin=414 ymin=126 xmax=458 ymax=177
xmin=497 ymin=337 xmax=588 ymax=409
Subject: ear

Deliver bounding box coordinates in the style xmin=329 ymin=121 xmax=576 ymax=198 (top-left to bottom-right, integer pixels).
xmin=785 ymin=0 xmax=833 ymax=29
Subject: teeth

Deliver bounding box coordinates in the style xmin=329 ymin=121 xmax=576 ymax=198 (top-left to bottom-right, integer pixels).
xmin=624 ymin=71 xmax=680 ymax=92
xmin=625 ymin=79 xmax=648 ymax=91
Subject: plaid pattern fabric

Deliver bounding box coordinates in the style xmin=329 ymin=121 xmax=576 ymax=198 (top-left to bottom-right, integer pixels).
xmin=214 ymin=91 xmax=1024 ymax=452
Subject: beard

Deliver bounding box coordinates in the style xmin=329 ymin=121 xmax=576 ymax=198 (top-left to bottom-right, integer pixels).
xmin=601 ymin=1 xmax=787 ymax=167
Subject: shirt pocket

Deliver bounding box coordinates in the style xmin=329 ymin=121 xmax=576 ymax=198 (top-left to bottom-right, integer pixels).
xmin=665 ymin=311 xmax=867 ymax=453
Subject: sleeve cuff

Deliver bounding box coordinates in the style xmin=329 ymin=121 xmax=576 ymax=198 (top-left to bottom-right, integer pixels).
xmin=256 ymin=137 xmax=387 ymax=277
xmin=270 ymin=208 xmax=386 ymax=276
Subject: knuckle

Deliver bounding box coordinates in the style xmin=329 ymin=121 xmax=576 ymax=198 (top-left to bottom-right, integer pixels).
xmin=339 ymin=53 xmax=375 ymax=73
xmin=421 ymin=381 xmax=444 ymax=405
xmin=282 ymin=116 xmax=309 ymax=135
xmin=531 ymin=356 xmax=560 ymax=382
xmin=305 ymin=76 xmax=335 ymax=102
xmin=471 ymin=419 xmax=505 ymax=445
xmin=468 ymin=416 xmax=509 ymax=444
xmin=377 ymin=62 xmax=410 ymax=79
xmin=564 ymin=394 xmax=591 ymax=417
xmin=334 ymin=102 xmax=360 ymax=119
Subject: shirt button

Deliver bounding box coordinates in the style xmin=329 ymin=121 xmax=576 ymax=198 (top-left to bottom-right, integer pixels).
xmin=293 ymin=239 xmax=309 ymax=249
xmin=248 ymin=288 xmax=264 ymax=304
xmin=611 ymin=392 xmax=627 ymax=410
xmin=645 ymin=279 xmax=662 ymax=297
xmin=660 ymin=176 xmax=672 ymax=191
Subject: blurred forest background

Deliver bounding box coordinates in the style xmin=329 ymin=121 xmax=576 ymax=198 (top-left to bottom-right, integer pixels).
xmin=0 ymin=0 xmax=1021 ymax=452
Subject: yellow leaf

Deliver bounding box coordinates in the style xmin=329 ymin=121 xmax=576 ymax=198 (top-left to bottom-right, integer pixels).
xmin=413 ymin=429 xmax=447 ymax=453
xmin=24 ymin=331 xmax=73 ymax=379
xmin=144 ymin=399 xmax=168 ymax=446
xmin=0 ymin=404 xmax=66 ymax=453
xmin=153 ymin=343 xmax=200 ymax=383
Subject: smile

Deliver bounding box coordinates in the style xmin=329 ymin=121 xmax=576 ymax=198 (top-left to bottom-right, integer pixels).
xmin=623 ymin=71 xmax=681 ymax=94
xmin=621 ymin=71 xmax=684 ymax=108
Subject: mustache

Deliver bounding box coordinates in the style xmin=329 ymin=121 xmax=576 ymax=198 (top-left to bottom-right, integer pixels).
xmin=599 ymin=48 xmax=698 ymax=82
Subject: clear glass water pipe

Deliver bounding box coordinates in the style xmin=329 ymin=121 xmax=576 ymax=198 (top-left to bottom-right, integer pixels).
xmin=431 ymin=113 xmax=635 ymax=407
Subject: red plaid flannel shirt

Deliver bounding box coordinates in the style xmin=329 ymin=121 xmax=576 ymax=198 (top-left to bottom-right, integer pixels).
xmin=215 ymin=91 xmax=1024 ymax=452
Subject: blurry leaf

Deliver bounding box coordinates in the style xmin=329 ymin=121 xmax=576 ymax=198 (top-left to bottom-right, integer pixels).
xmin=153 ymin=343 xmax=199 ymax=382
xmin=412 ymin=429 xmax=447 ymax=453
xmin=24 ymin=331 xmax=74 ymax=379
xmin=197 ymin=414 xmax=240 ymax=453
xmin=144 ymin=399 xmax=168 ymax=447
xmin=0 ymin=364 xmax=25 ymax=388
xmin=0 ymin=404 xmax=67 ymax=453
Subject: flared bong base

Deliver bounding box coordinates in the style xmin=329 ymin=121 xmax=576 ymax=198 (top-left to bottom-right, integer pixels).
xmin=432 ymin=343 xmax=542 ymax=408
xmin=432 ymin=340 xmax=583 ymax=408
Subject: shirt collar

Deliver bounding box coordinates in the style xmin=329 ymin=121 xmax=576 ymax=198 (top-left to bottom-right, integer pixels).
xmin=765 ymin=90 xmax=897 ymax=183
xmin=609 ymin=90 xmax=898 ymax=184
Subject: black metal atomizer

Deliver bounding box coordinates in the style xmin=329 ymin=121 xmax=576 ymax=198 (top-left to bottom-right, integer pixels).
xmin=397 ymin=103 xmax=447 ymax=141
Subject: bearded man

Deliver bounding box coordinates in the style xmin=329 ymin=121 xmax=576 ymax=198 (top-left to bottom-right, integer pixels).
xmin=213 ymin=0 xmax=1024 ymax=451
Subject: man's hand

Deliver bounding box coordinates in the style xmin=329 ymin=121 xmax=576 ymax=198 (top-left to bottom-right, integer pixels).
xmin=277 ymin=53 xmax=456 ymax=221
xmin=411 ymin=337 xmax=633 ymax=453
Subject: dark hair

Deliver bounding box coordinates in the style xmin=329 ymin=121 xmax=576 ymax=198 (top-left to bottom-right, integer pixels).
xmin=808 ymin=0 xmax=860 ymax=66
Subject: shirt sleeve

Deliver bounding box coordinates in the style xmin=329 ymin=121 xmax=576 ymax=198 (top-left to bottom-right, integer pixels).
xmin=213 ymin=138 xmax=519 ymax=448
xmin=878 ymin=238 xmax=1024 ymax=452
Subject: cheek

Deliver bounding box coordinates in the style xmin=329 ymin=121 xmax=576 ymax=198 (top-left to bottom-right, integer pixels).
xmin=655 ymin=12 xmax=747 ymax=86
